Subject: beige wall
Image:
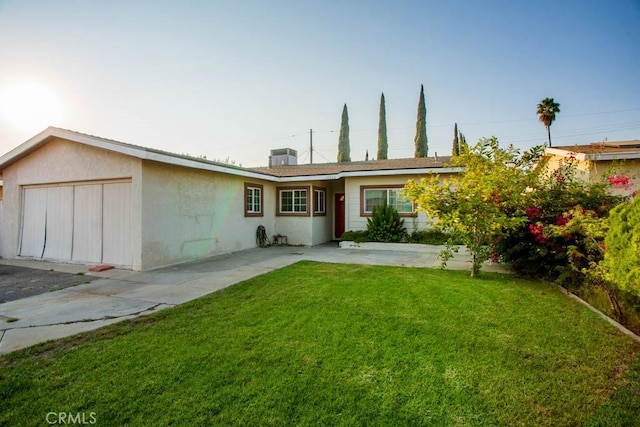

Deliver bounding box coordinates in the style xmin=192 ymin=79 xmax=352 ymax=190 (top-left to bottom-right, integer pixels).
xmin=140 ymin=161 xmax=276 ymax=269
xmin=589 ymin=159 xmax=640 ymax=196
xmin=274 ymin=216 xmax=310 ymax=246
xmin=0 ymin=138 xmax=143 ymax=269
xmin=273 ymin=180 xmax=334 ymax=246
xmin=545 ymin=155 xmax=640 ymax=196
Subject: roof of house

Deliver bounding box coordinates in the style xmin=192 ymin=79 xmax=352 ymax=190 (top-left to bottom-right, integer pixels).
xmin=0 ymin=126 xmax=267 ymax=177
xmin=250 ymin=156 xmax=455 ymax=177
xmin=0 ymin=127 xmax=462 ymax=182
xmin=546 ymin=140 xmax=640 ymax=161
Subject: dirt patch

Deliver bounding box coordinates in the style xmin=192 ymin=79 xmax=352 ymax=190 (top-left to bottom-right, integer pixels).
xmin=0 ymin=265 xmax=99 ymax=303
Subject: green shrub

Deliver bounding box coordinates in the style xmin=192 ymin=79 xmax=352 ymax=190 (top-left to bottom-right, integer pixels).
xmin=408 ymin=229 xmax=459 ymax=245
xmin=340 ymin=230 xmax=369 ymax=243
xmin=603 ymin=196 xmax=640 ymax=297
xmin=366 ymin=204 xmax=407 ymax=243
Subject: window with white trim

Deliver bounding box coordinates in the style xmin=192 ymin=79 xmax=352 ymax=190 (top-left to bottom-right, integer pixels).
xmin=278 ymin=187 xmax=309 ymax=215
xmin=314 ymin=188 xmax=326 ymax=215
xmin=244 ymin=183 xmax=263 ymax=217
xmin=362 ymin=186 xmax=414 ymax=215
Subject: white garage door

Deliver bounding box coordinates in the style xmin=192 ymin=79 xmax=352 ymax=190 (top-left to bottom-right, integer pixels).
xmin=19 ymin=181 xmax=132 ymax=267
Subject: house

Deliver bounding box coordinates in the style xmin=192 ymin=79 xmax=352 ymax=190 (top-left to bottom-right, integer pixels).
xmin=545 ymin=140 xmax=640 ymax=193
xmin=0 ymin=127 xmax=461 ymax=270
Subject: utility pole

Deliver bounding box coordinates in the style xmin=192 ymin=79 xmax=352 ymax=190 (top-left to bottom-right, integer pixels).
xmin=310 ymin=128 xmax=313 ymax=164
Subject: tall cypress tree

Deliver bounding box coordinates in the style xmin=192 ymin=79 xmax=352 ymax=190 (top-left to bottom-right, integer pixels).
xmin=377 ymin=92 xmax=388 ymax=160
xmin=414 ymin=84 xmax=428 ymax=157
xmin=337 ymin=103 xmax=351 ymax=162
xmin=459 ymin=132 xmax=469 ymax=154
xmin=452 ymin=122 xmax=460 ymax=156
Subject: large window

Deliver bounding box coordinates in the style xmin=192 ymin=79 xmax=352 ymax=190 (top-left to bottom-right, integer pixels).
xmin=360 ymin=185 xmax=414 ymax=216
xmin=277 ymin=186 xmax=310 ymax=216
xmin=314 ymin=187 xmax=326 ymax=216
xmin=244 ymin=183 xmax=263 ymax=217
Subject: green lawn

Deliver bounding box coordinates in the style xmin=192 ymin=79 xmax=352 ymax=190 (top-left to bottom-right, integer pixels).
xmin=1 ymin=261 xmax=639 ymax=426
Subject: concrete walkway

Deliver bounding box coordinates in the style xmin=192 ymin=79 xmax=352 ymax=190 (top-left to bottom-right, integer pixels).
xmin=0 ymin=243 xmax=506 ymax=355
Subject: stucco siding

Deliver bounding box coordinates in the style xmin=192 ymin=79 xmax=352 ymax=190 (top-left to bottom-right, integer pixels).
xmin=272 ymin=180 xmax=335 ymax=246
xmin=545 ymin=155 xmax=640 ymax=196
xmin=0 ymin=138 xmax=143 ymax=269
xmin=140 ymin=161 xmax=275 ymax=269
xmin=274 ymin=216 xmax=310 ymax=245
xmin=344 ymin=174 xmax=455 ymax=233
xmin=275 ymin=211 xmax=332 ymax=247
xmin=589 ymin=158 xmax=640 ymax=195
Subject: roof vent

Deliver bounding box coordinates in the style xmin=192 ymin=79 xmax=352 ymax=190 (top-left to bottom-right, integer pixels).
xmin=269 ymin=148 xmax=298 ymax=167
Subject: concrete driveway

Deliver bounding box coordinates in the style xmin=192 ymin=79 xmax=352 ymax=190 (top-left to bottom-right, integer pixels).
xmin=0 ymin=264 xmax=99 ymax=303
xmin=0 ymin=243 xmax=506 ymax=354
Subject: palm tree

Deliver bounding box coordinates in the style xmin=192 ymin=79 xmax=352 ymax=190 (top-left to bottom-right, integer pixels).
xmin=536 ymin=97 xmax=561 ymax=147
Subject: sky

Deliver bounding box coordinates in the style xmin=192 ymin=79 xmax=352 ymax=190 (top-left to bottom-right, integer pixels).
xmin=0 ymin=0 xmax=639 ymax=167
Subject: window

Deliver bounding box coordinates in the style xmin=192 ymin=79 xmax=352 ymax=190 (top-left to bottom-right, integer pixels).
xmin=277 ymin=186 xmax=310 ymax=216
xmin=360 ymin=186 xmax=414 ymax=216
xmin=244 ymin=183 xmax=263 ymax=217
xmin=314 ymin=188 xmax=326 ymax=216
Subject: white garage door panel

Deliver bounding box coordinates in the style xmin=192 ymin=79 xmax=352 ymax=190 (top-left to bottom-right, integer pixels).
xmin=20 ymin=181 xmax=132 ymax=268
xmin=20 ymin=188 xmax=47 ymax=257
xmin=42 ymin=186 xmax=74 ymax=260
xmin=102 ymin=183 xmax=132 ymax=267
xmin=72 ymin=185 xmax=103 ymax=264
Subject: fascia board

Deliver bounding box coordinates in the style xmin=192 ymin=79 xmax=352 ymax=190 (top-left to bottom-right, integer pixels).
xmin=0 ymin=127 xmax=55 ymax=169
xmin=545 ymin=147 xmax=640 ymax=162
xmin=338 ymin=167 xmax=463 ymax=177
xmin=49 ymin=129 xmax=276 ymax=180
xmin=139 ymin=150 xmax=280 ymax=181
xmin=0 ymin=127 xmax=464 ymax=183
xmin=273 ymin=167 xmax=463 ymax=182
xmin=0 ymin=127 xmax=280 ymax=182
xmin=585 ymin=152 xmax=640 ymax=161
xmin=545 ymin=147 xmax=587 ymax=160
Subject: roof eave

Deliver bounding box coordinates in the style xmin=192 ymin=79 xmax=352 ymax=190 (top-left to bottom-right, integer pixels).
xmin=546 ymin=147 xmax=640 ymax=162
xmin=545 ymin=147 xmax=588 ymax=161
xmin=140 ymin=150 xmax=280 ymax=181
xmin=585 ymin=152 xmax=640 ymax=161
xmin=0 ymin=127 xmax=281 ymax=182
xmin=274 ymin=166 xmax=463 ymax=182
xmin=0 ymin=127 xmax=59 ymax=170
xmin=0 ymin=127 xmax=464 ymax=183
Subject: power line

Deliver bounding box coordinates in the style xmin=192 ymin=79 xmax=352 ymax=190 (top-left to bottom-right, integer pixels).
xmin=286 ymin=108 xmax=640 ymax=140
xmin=314 ymin=149 xmax=333 ymax=163
xmin=563 ymin=108 xmax=640 ymax=118
xmin=213 ymin=107 xmax=640 ymax=155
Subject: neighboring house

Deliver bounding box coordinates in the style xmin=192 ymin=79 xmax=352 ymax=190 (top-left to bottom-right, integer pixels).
xmin=0 ymin=127 xmax=461 ymax=270
xmin=545 ymin=140 xmax=640 ymax=194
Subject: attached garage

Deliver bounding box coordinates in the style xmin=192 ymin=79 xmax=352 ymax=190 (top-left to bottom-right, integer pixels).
xmin=0 ymin=127 xmax=281 ymax=271
xmin=19 ymin=180 xmax=132 ymax=267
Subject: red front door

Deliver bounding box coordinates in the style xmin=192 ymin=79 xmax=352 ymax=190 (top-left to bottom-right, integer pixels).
xmin=334 ymin=193 xmax=345 ymax=239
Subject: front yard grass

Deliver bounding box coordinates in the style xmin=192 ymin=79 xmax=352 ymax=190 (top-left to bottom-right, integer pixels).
xmin=1 ymin=261 xmax=639 ymax=426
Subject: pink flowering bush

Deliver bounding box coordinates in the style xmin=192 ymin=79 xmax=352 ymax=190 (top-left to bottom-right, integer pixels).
xmin=496 ymin=158 xmax=629 ymax=284
xmin=607 ymin=174 xmax=632 ymax=190
xmin=525 ymin=206 xmax=542 ymax=221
